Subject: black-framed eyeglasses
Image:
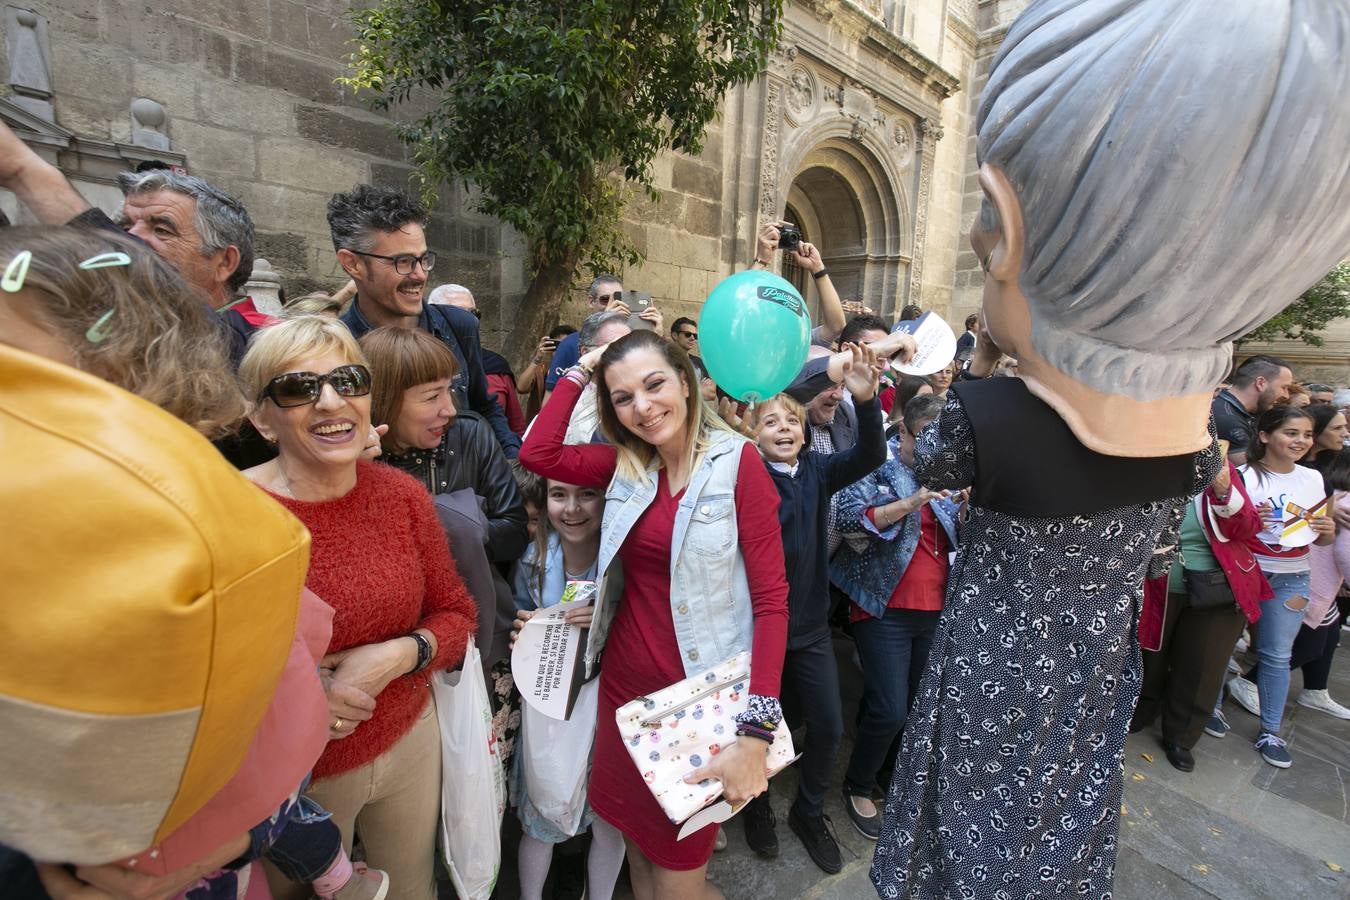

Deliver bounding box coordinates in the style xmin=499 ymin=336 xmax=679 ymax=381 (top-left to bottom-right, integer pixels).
xmin=260 ymin=364 xmax=372 ymax=408
xmin=351 ymin=250 xmax=437 ymax=275
xmin=678 ymin=330 xmax=698 ymax=340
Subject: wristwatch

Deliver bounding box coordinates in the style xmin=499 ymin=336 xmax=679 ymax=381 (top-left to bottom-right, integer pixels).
xmin=408 ymin=632 xmax=433 ymax=673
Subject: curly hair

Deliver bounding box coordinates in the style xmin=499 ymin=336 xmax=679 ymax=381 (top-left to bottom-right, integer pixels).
xmin=326 ymin=184 xmax=428 ymax=253
xmin=0 ymin=227 xmax=245 ymax=437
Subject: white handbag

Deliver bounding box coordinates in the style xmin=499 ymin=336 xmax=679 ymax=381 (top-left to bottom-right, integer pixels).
xmin=614 ymin=651 xmax=795 ymax=825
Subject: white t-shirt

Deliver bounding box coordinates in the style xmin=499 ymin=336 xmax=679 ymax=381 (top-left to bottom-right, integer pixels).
xmin=1239 ymin=463 xmax=1325 ymax=573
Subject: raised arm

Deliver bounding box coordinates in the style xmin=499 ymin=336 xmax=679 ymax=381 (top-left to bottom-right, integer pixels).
xmin=518 ymin=371 xmax=617 ymax=488
xmin=0 ymin=119 xmax=92 ymax=224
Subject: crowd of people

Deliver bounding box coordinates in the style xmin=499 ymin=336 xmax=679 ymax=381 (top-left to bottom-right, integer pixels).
xmin=2 ymin=121 xmax=1346 ymax=900
xmin=4 ymin=1 xmax=1350 ymax=898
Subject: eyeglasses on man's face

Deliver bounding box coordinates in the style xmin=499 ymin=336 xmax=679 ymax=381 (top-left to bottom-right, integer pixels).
xmin=678 ymin=330 xmax=698 ymax=341
xmin=352 ymin=250 xmax=437 ymax=276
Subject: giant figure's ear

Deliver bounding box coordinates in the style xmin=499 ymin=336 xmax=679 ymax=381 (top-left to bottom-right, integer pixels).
xmin=972 ymin=163 xmax=1024 ymax=282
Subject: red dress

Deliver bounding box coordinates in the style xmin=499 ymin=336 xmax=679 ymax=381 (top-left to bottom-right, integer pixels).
xmin=519 ymin=377 xmax=789 ymax=870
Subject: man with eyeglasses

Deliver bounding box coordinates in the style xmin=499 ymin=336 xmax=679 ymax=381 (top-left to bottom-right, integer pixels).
xmin=331 ymin=184 xmax=521 ymax=458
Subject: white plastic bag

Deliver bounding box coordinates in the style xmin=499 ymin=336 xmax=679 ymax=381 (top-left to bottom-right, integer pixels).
xmin=520 ymin=677 xmax=599 ymax=837
xmin=433 ymin=638 xmax=506 ymax=900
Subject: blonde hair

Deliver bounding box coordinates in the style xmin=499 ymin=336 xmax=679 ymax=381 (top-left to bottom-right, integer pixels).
xmin=239 ymin=315 xmax=366 ymax=413
xmin=0 ymin=226 xmax=245 ymax=437
xmin=593 ymin=330 xmax=739 ymax=484
xmin=746 ymin=393 xmax=806 ymax=434
xmin=358 ymin=326 xmax=458 ymax=453
xmin=283 ymin=292 xmax=344 ymax=318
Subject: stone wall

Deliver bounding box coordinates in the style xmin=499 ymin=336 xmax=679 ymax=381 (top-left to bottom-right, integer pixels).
xmin=5 ymin=0 xmax=976 ymax=354
xmin=0 ymin=0 xmax=521 ymax=341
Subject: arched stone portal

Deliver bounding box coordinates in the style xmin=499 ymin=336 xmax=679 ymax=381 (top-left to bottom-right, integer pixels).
xmin=784 ymin=139 xmax=911 ymax=319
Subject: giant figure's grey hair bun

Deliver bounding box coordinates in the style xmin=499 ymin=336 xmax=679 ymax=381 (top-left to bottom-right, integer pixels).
xmin=977 ymin=0 xmax=1350 ymax=400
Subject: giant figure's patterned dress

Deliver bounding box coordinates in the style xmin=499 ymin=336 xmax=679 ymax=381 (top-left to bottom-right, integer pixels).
xmin=870 ymin=386 xmax=1218 ymax=900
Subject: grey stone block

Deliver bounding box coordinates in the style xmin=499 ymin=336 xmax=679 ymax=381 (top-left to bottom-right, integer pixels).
xmin=672 ymin=158 xmax=722 ymax=202
xmin=295 ymin=104 xmax=404 ymax=159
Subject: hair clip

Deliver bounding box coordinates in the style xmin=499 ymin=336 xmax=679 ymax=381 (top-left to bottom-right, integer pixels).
xmin=78 ymin=251 xmax=133 ymax=270
xmin=86 ymin=310 xmax=115 ymax=344
xmin=1 ymin=250 xmax=32 ymax=292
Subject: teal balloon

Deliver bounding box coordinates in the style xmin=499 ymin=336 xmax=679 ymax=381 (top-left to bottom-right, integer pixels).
xmin=698 ymin=271 xmax=810 ymax=403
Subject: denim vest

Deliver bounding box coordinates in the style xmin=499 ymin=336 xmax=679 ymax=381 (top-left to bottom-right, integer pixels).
xmin=829 ymin=443 xmax=960 ymax=619
xmin=584 ymin=429 xmax=752 ymax=678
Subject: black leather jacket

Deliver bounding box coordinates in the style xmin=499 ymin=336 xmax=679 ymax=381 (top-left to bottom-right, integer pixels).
xmin=382 ymin=411 xmax=528 ymax=562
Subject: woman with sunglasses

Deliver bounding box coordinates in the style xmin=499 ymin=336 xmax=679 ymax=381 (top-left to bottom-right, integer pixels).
xmin=240 ymin=316 xmax=477 ymax=900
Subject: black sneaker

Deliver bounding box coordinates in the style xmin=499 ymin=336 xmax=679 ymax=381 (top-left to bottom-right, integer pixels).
xmin=788 ymin=803 xmax=843 ymax=875
xmin=742 ymin=794 xmax=779 ymax=858
xmin=842 ymin=787 xmax=882 ymax=840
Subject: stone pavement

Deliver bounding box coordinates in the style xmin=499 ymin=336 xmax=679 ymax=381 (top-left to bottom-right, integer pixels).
xmin=488 ymin=632 xmax=1350 ymax=899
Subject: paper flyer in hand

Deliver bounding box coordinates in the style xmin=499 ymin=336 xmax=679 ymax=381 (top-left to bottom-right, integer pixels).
xmin=511 ymin=581 xmax=594 ymax=720
xmin=1280 ymin=494 xmax=1332 ymax=548
xmin=890 ymin=311 xmax=957 ymax=376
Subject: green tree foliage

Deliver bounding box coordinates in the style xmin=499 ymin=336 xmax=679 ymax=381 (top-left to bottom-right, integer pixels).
xmin=1239 ymin=263 xmax=1350 ymax=347
xmin=342 ymin=0 xmax=785 ymax=354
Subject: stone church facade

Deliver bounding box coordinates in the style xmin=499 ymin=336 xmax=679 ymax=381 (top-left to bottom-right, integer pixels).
xmin=1 ymin=0 xmax=1343 ymax=378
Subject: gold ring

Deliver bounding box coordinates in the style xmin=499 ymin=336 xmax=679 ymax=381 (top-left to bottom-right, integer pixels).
xmin=333 ymin=717 xmax=344 ymax=730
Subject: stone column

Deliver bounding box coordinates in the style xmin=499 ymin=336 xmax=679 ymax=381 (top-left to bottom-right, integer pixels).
xmin=244 ymin=257 xmax=284 ymax=315
xmin=755 ymin=44 xmax=799 ymax=262
xmin=909 ymin=116 xmax=944 ymax=307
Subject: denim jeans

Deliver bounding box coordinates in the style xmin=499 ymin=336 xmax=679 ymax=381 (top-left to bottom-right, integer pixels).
xmin=264 ymin=794 xmax=343 ymax=883
xmin=1254 ymin=570 xmax=1311 ymax=735
xmin=845 ymin=607 xmax=941 ymax=796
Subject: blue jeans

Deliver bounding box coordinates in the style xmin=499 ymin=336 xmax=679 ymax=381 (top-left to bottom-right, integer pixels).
xmin=263 ymin=794 xmax=343 ymax=883
xmin=1254 ymin=570 xmax=1311 ymax=735
xmin=845 ymin=607 xmax=941 ymax=796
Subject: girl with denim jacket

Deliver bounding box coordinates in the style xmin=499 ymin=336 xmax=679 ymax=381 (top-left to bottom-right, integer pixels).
xmin=519 ymin=330 xmax=789 ymax=895
xmin=509 ymin=479 xmax=626 ymax=900
xmin=829 ymin=393 xmax=960 ymax=841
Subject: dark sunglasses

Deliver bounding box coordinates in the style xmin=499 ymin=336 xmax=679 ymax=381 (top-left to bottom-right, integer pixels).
xmin=678 ymin=330 xmax=698 ymax=340
xmin=260 ymin=364 xmax=372 ymax=408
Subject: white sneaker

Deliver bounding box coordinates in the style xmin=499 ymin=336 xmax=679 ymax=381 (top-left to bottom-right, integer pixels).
xmin=1228 ymin=676 xmax=1261 ymax=717
xmin=1297 ymin=689 xmax=1350 ymax=720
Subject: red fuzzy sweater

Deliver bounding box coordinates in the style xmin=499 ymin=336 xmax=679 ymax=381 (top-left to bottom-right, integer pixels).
xmin=268 ymin=460 xmax=475 ymax=779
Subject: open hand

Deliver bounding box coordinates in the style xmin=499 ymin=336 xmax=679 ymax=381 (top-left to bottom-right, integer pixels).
xmin=684 ymin=736 xmax=770 ymax=807
xmin=842 ymin=342 xmax=883 ymax=401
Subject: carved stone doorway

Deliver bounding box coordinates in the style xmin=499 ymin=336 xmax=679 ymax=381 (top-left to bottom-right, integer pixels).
xmin=783 ymin=138 xmax=909 ymax=320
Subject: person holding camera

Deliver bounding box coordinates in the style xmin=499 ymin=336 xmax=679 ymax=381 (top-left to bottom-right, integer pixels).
xmin=751 ymin=222 xmax=849 ymax=345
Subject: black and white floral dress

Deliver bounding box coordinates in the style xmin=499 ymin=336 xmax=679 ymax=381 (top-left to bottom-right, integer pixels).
xmin=870 ymin=381 xmax=1218 ymax=900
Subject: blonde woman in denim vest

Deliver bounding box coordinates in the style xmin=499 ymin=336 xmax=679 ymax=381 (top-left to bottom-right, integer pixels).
xmin=520 ymin=329 xmax=789 ymax=899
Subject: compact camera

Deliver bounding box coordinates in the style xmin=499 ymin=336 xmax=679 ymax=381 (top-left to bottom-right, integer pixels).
xmin=777 ymin=222 xmax=802 ymax=252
